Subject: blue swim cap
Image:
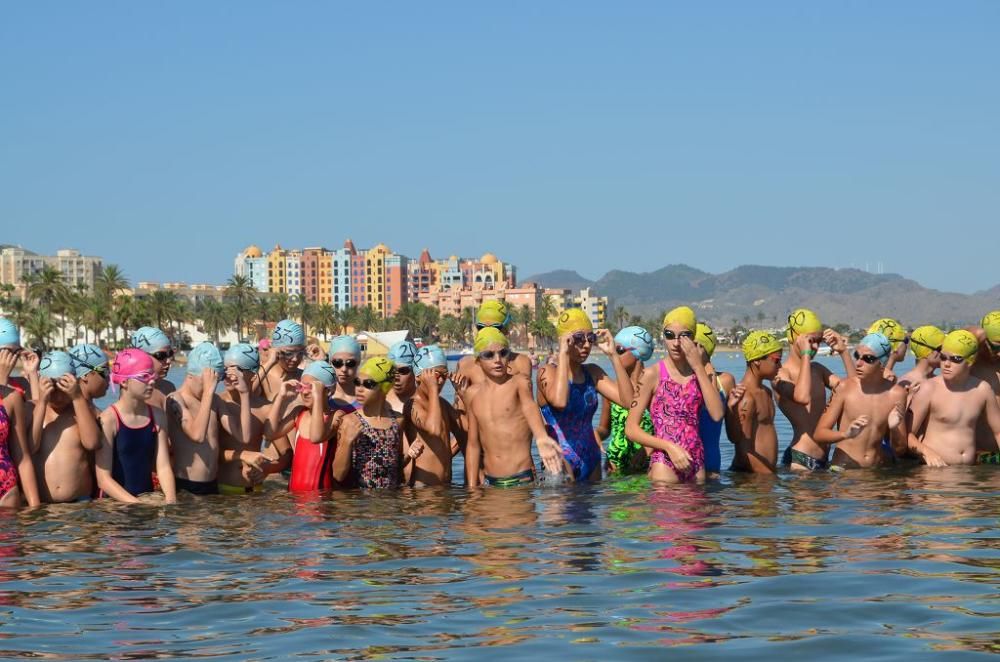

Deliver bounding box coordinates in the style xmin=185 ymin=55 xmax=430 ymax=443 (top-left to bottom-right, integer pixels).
xmin=303 ymin=360 xmax=337 ymax=388
xmin=39 ymin=351 xmax=75 ymax=379
xmin=387 ymin=340 xmax=418 ymax=367
xmin=68 ymin=344 xmax=108 ymax=378
xmin=858 ymin=332 xmax=892 ymax=362
xmin=271 ymin=319 xmax=305 ymax=348
xmin=614 ymin=326 xmax=655 ymax=362
xmin=224 ymin=343 xmax=260 ymax=371
xmin=131 ymin=326 xmax=171 ymax=352
xmin=187 ymin=342 xmax=225 ymax=378
xmin=328 ymin=335 xmax=361 ymax=359
xmin=0 ymin=318 xmax=22 ymax=348
xmin=414 ymin=345 xmax=448 ymax=375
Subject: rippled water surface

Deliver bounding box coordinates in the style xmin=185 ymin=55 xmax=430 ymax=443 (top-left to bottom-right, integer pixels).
xmin=4 ymin=355 xmax=1000 ymax=659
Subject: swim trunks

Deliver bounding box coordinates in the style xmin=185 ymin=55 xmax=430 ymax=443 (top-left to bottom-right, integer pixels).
xmin=485 ymin=467 xmax=536 ymax=487
xmin=782 ymin=446 xmax=829 ymax=472
xmin=219 ymin=483 xmax=263 ymax=495
xmin=541 ymin=369 xmax=601 ymax=481
xmin=175 ymin=477 xmax=219 ymax=495
xmin=976 ymin=451 xmax=1000 ymax=465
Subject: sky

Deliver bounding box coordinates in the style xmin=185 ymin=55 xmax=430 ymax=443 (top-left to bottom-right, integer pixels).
xmin=2 ymin=2 xmax=998 ymax=294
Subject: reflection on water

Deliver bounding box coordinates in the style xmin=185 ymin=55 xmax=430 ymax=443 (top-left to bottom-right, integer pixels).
xmin=5 ymin=355 xmax=999 ymax=657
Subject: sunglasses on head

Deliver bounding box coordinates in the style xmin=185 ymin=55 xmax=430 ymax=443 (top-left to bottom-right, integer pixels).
xmin=571 ymin=332 xmax=597 ymax=347
xmin=478 ymin=348 xmax=511 ymax=361
xmin=150 ymin=349 xmax=174 ymax=362
xmin=662 ymin=330 xmax=694 ymax=341
xmin=330 ymin=358 xmax=358 ymax=369
xmin=939 ymin=352 xmax=968 ymax=364
xmin=853 ymin=351 xmax=883 ymax=365
xmin=353 ymin=377 xmax=386 ymax=389
xmin=395 ymin=366 xmax=412 ymax=376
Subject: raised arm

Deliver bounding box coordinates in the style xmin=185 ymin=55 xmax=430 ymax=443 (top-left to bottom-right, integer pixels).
xmin=823 ymin=329 xmax=854 ymax=380
xmin=31 ymin=380 xmax=52 ymax=454
xmin=723 ymin=383 xmax=752 ymax=444
xmin=680 ymin=337 xmax=724 ymax=422
xmin=591 ymin=329 xmax=635 ymax=407
xmin=61 ymin=375 xmax=100 ymax=451
xmin=411 ymin=378 xmax=447 ymax=440
xmin=331 ymin=413 xmax=361 ymax=484
xmin=537 ymin=336 xmax=572 ymax=409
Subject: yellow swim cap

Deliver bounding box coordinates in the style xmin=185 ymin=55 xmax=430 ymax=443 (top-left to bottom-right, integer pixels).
xmin=910 ymin=325 xmax=945 ymax=360
xmin=474 ymin=327 xmax=509 ymax=354
xmin=743 ymin=331 xmax=783 ymax=362
xmin=695 ymin=322 xmax=717 ymax=357
xmin=476 ymin=300 xmax=510 ymax=327
xmin=868 ymin=318 xmax=907 ymax=347
xmin=662 ymin=306 xmax=696 ymax=334
xmin=981 ymin=310 xmax=1000 ymax=343
xmin=556 ymin=308 xmax=593 ymax=336
xmin=941 ymin=330 xmax=979 ymax=364
xmin=359 ymin=356 xmax=395 ymax=393
xmin=786 ymin=308 xmax=822 ymax=342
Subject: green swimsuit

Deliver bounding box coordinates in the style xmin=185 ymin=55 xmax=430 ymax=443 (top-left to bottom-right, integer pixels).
xmin=606 ymin=403 xmax=653 ymax=474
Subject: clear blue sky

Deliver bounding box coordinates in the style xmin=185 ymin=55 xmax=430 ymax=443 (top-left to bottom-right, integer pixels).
xmin=2 ymin=2 xmax=997 ymax=293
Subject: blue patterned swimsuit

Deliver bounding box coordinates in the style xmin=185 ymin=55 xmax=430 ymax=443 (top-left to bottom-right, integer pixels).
xmin=541 ymin=368 xmax=602 ymax=480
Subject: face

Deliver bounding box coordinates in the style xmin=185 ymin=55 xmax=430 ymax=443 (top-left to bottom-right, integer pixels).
xmin=615 ymin=344 xmax=638 ymax=370
xmin=275 ymin=345 xmax=305 ymax=372
xmin=477 ymin=344 xmax=511 ymax=377
xmin=353 ymin=371 xmax=387 ymax=405
xmin=330 ymin=352 xmax=359 ymax=387
xmin=939 ymin=352 xmax=971 ymax=382
xmin=662 ymin=324 xmax=693 ymax=360
xmin=565 ymin=331 xmax=596 ymax=363
xmin=149 ymin=347 xmax=174 ymax=379
xmin=124 ymin=373 xmax=156 ymax=400
xmin=753 ymin=351 xmax=782 ymax=379
xmin=299 ymin=374 xmax=326 ymax=407
xmin=853 ymin=348 xmax=883 ymax=379
xmin=393 ymin=364 xmax=415 ymax=394
xmin=80 ymin=369 xmax=109 ymax=399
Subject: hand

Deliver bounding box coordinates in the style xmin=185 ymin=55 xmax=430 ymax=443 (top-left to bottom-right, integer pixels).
xmin=241 ymin=461 xmax=265 ymax=485
xmin=339 ymin=413 xmax=362 ymax=445
xmin=278 ymin=379 xmax=301 ymax=401
xmin=38 ymin=376 xmax=55 ymax=403
xmin=891 ymin=339 xmax=908 ymax=363
xmin=306 ymin=343 xmax=324 ymax=361
xmin=726 ymin=384 xmax=746 ymax=410
xmin=449 ymin=372 xmax=469 ymax=398
xmin=406 ymin=440 xmax=425 ymax=459
xmin=595 ymin=328 xmax=615 ymax=356
xmin=261 ymin=347 xmax=276 ymax=370
xmin=310 ymin=379 xmax=324 ymax=401
xmin=202 ymin=367 xmax=219 ymax=394
xmin=240 ymin=450 xmax=268 ymax=470
xmin=56 ymin=373 xmax=81 ymax=398
xmin=920 ymin=445 xmax=948 ymax=468
xmin=0 ymin=348 xmax=17 ymax=384
xmin=234 ymin=369 xmax=250 ymax=395
xmin=665 ymin=442 xmax=692 ymax=471
xmin=794 ymin=333 xmax=819 ymax=359
xmin=536 ymin=435 xmax=563 ymax=474
xmin=844 ymin=415 xmax=870 ymax=439
xmin=331 ymin=409 xmax=346 ymax=430
xmin=559 ymin=334 xmax=572 ymax=356
xmin=679 ymin=336 xmax=703 ymax=368
xmin=424 ymin=370 xmax=441 ymax=396
xmin=823 ymin=330 xmax=847 ymax=354
xmin=887 ymin=404 xmax=904 ymax=430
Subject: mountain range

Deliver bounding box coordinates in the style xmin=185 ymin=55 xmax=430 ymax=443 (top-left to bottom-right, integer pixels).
xmin=524 ymin=265 xmax=1000 ymax=329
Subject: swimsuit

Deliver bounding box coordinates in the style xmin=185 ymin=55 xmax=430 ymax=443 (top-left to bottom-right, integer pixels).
xmin=977 ymin=451 xmax=1000 ymax=465
xmin=0 ymin=403 xmax=19 ymax=500
xmin=649 ymin=361 xmax=705 ymax=483
xmin=606 ymin=402 xmax=651 ymax=474
xmin=109 ymin=405 xmax=158 ymax=497
xmin=175 ymin=477 xmax=219 ymax=495
xmin=351 ymin=412 xmax=402 ymax=488
xmin=782 ymin=446 xmax=829 ymax=472
xmin=219 ymin=483 xmax=263 ymax=495
xmin=485 ymin=467 xmax=536 ymax=487
xmin=699 ymin=375 xmax=727 ymax=473
xmin=541 ymin=369 xmax=601 ymax=481
xmin=288 ymin=409 xmax=336 ymax=492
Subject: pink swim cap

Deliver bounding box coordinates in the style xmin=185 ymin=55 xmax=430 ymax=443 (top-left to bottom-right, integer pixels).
xmin=258 ymin=338 xmax=272 ymax=350
xmin=112 ymin=348 xmax=156 ymax=385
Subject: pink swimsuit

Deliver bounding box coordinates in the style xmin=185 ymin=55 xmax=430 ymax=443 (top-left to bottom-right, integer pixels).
xmin=0 ymin=403 xmax=19 ymax=499
xmin=649 ymin=361 xmax=705 ymax=483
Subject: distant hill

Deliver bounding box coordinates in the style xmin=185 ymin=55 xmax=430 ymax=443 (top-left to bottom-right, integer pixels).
xmin=526 ymin=265 xmax=1000 ymax=328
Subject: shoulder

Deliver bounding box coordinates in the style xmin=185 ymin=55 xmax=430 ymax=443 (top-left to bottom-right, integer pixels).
xmin=152 ymin=406 xmax=168 ymax=428
xmin=584 ymin=363 xmax=607 ymax=379
xmin=511 ymin=352 xmax=532 ymax=371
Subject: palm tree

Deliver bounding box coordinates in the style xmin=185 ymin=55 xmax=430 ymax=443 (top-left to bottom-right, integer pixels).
xmin=148 ymin=290 xmax=182 ymax=331
xmin=26 ymin=265 xmax=70 ymax=316
xmin=224 ymin=275 xmax=257 ymax=341
xmin=438 ymin=315 xmax=466 ymax=346
xmin=83 ymin=297 xmax=109 ymax=345
xmin=269 ymin=293 xmax=291 ymax=322
xmin=199 ymin=300 xmax=232 ymax=343
xmin=5 ymin=298 xmax=31 ymax=329
xmin=94 ymin=265 xmax=129 ymax=302
xmin=23 ymin=309 xmax=58 ymax=350
xmin=613 ymin=305 xmax=629 ymax=330
xmin=312 ymin=304 xmax=337 ymax=340
xmin=355 ymin=306 xmax=377 ymax=333
xmin=0 ymin=283 xmax=15 ymax=307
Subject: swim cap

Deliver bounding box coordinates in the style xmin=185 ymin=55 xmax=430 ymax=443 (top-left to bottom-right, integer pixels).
xmin=359 ymin=357 xmax=395 ymax=393
xmin=39 ymin=351 xmax=74 ymax=379
xmin=786 ymin=308 xmax=822 ymax=342
xmin=910 ymin=325 xmax=945 ymax=360
xmin=187 ymin=342 xmax=225 ymax=378
xmin=224 ymin=343 xmax=260 ymax=371
xmin=981 ymin=311 xmax=1000 ymax=343
xmin=941 ymin=330 xmax=979 ymax=364
xmin=0 ymin=318 xmax=20 ymax=348
xmin=387 ymin=340 xmax=418 ymax=367
xmin=258 ymin=338 xmax=271 ymax=351
xmin=68 ymin=343 xmax=108 ymax=378
xmin=614 ymin=326 xmax=655 ymax=362
xmin=303 ymin=360 xmax=337 ymax=388
xmin=111 ymin=349 xmax=155 ymax=385
xmin=857 ymin=333 xmax=892 ymax=362
xmin=130 ymin=326 xmax=171 ymax=353
xmin=694 ymin=323 xmax=718 ymax=358
xmin=474 ymin=327 xmax=509 ymax=353
xmin=476 ymin=300 xmax=510 ymax=328
xmin=743 ymin=331 xmax=782 ymax=362
xmin=868 ymin=318 xmax=907 ymax=348
xmin=662 ymin=306 xmax=696 ymax=334
xmin=328 ymin=335 xmax=361 ymax=359
xmin=414 ymin=345 xmax=448 ymax=375
xmin=556 ymin=308 xmax=593 ymax=336
xmin=271 ymin=319 xmax=305 ymax=348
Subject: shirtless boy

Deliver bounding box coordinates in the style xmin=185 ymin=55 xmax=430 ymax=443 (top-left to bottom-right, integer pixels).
xmin=779 ymin=308 xmax=854 ymax=471
xmin=403 ymin=345 xmax=463 ymax=486
xmin=813 ymin=333 xmax=908 ymax=469
xmin=971 ymin=311 xmax=1000 ymax=461
xmin=896 ymin=325 xmax=944 ymax=396
xmin=907 ymin=330 xmax=1000 ymax=466
xmin=166 ymin=343 xmax=224 ymax=495
xmin=130 ymin=326 xmax=176 ymax=411
xmin=726 ymin=331 xmax=812 ymax=473
xmin=456 ymin=300 xmax=533 ymax=387
xmin=32 ymin=352 xmax=101 ymax=502
xmin=217 ymin=343 xmax=273 ymax=495
xmin=386 ymin=340 xmax=419 ymax=415
xmin=463 ymin=328 xmax=562 ymax=487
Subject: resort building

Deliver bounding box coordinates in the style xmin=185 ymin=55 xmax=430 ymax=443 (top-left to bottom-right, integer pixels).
xmin=0 ymin=246 xmax=103 ymax=298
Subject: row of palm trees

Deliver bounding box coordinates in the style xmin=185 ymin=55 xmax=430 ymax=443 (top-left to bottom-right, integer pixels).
xmin=0 ymin=269 xmax=569 ymax=351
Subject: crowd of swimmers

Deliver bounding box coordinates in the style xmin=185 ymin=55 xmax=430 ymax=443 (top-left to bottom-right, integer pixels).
xmin=0 ymin=301 xmax=999 ymax=508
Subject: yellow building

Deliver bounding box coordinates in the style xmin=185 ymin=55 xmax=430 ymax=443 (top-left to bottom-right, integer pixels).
xmin=266 ymin=245 xmax=287 ymax=294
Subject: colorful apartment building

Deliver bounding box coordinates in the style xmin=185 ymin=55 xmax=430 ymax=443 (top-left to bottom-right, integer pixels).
xmin=1 ymin=247 xmax=103 ymax=298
